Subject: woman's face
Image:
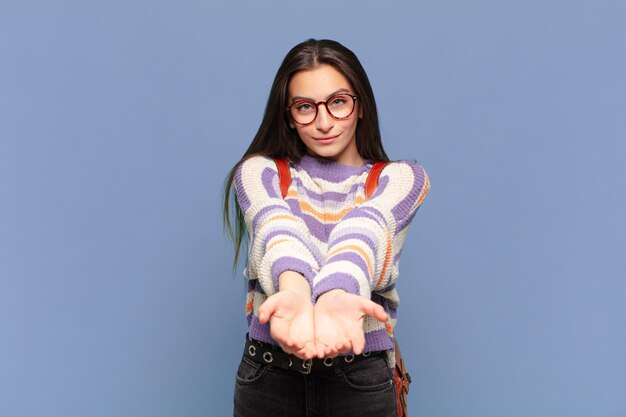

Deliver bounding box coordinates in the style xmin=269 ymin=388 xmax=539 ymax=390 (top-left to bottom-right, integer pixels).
xmin=287 ymin=64 xmax=362 ymax=166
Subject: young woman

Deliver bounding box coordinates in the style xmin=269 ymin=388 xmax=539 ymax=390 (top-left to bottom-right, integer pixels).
xmin=223 ymin=39 xmax=430 ymax=417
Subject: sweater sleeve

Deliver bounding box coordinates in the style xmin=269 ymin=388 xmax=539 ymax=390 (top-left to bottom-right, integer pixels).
xmin=234 ymin=155 xmax=320 ymax=296
xmin=311 ymin=161 xmax=430 ymax=301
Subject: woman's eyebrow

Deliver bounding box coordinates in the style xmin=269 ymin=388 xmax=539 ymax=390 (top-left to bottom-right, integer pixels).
xmin=291 ymin=88 xmax=352 ymax=102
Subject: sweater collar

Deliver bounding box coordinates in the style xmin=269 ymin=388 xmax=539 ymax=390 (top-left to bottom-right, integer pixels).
xmin=297 ymin=154 xmax=371 ymax=182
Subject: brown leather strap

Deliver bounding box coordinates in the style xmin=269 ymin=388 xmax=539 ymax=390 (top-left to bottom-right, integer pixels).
xmin=394 ymin=337 xmax=411 ymax=417
xmin=365 ymin=161 xmax=388 ymax=199
xmin=275 ymin=158 xmax=291 ymax=199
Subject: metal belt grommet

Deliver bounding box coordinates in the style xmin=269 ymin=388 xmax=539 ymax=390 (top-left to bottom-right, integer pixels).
xmin=248 ymin=345 xmax=256 ymax=356
xmin=288 ymin=357 xmax=293 ymax=368
xmin=362 ymin=351 xmax=371 ymax=357
xmin=300 ymin=359 xmax=312 ymax=374
xmin=323 ymin=357 xmax=334 ymax=367
xmin=344 ymin=354 xmax=355 ymax=363
xmin=263 ymin=352 xmax=274 ymax=363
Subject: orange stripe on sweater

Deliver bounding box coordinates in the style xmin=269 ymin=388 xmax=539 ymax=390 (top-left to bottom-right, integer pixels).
xmin=327 ymin=244 xmax=374 ymax=277
xmin=258 ymin=214 xmax=298 ymax=231
xmin=267 ymin=238 xmax=289 ymax=252
xmin=299 ymin=201 xmax=354 ymax=223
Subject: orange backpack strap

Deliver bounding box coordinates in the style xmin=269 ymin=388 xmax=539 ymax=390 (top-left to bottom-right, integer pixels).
xmin=365 ymin=161 xmax=389 ymax=199
xmin=274 ymin=158 xmax=292 ymax=199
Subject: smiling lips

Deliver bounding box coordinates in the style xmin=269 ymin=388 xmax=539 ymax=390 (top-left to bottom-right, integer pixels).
xmin=314 ymin=134 xmax=339 ymax=144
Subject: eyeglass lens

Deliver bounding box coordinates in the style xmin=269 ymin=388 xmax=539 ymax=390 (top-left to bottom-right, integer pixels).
xmin=289 ymin=94 xmax=355 ymax=125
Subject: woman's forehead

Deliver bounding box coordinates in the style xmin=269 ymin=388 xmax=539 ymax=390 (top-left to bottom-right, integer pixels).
xmin=288 ymin=64 xmax=353 ymax=100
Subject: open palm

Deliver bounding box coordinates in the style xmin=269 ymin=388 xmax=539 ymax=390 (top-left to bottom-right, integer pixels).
xmin=314 ymin=290 xmax=388 ymax=358
xmin=258 ymin=290 xmax=317 ymax=359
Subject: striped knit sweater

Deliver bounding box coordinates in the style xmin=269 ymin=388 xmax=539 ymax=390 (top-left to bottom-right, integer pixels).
xmin=234 ymin=154 xmax=430 ymax=354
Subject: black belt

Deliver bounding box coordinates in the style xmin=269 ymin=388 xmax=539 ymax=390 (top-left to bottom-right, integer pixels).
xmin=243 ymin=337 xmax=386 ymax=375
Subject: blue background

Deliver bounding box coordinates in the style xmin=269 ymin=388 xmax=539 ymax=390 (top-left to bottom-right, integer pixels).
xmin=2 ymin=1 xmax=625 ymax=416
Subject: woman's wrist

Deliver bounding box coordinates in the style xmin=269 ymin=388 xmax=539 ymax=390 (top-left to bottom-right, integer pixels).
xmin=316 ymin=288 xmax=347 ymax=303
xmin=278 ymin=270 xmax=311 ymax=299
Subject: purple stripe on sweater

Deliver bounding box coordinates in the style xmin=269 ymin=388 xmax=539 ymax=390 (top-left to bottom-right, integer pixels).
xmin=391 ymin=163 xmax=426 ymax=227
xmin=251 ymin=204 xmax=292 ymax=229
xmin=248 ymin=315 xmax=394 ymax=353
xmin=272 ymin=257 xmax=317 ymax=289
xmin=248 ymin=315 xmax=275 ymax=345
xmin=312 ymin=272 xmax=362 ymax=300
xmin=396 ymin=200 xmax=422 ymax=233
xmin=234 ymin=165 xmax=252 ymax=211
xmin=325 ymin=251 xmax=370 ymax=280
xmin=286 ymin=198 xmax=303 ymax=215
xmin=340 ymin=204 xmax=385 ymax=224
xmin=261 ymin=166 xmax=281 ymax=199
xmin=363 ymin=328 xmax=394 ymax=352
xmin=327 ymin=232 xmax=377 ymax=254
xmin=261 ymin=229 xmax=322 ymax=264
xmin=396 ymin=208 xmax=418 ymax=235
xmin=297 ymin=212 xmax=331 ymax=242
xmin=296 ymin=154 xmax=370 ymax=183
xmin=368 ymin=175 xmax=389 ymax=199
xmin=291 ymin=177 xmax=362 ymax=202
xmin=284 ymin=198 xmax=332 ymax=244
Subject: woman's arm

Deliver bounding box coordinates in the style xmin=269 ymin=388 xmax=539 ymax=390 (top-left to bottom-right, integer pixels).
xmin=311 ymin=161 xmax=430 ymax=301
xmin=234 ymin=156 xmax=320 ymax=296
xmin=311 ymin=161 xmax=429 ymax=356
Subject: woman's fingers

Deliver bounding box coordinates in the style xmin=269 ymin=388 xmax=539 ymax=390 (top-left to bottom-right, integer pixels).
xmin=314 ymin=341 xmax=329 ymax=359
xmin=347 ymin=324 xmax=366 ymax=355
xmin=334 ymin=337 xmax=352 ymax=355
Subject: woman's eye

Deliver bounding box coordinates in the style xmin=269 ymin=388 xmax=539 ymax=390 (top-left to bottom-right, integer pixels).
xmin=330 ymin=97 xmax=347 ymax=107
xmin=296 ymin=102 xmax=314 ymax=112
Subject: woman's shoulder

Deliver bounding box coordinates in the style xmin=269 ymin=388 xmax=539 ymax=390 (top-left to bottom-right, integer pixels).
xmin=235 ymin=155 xmax=284 ymax=182
xmin=238 ymin=154 xmax=278 ymax=171
xmin=377 ymin=159 xmax=430 ymax=204
xmin=381 ymin=159 xmax=428 ymax=182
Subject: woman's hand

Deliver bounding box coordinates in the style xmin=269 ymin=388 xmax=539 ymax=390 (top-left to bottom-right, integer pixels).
xmin=313 ymin=289 xmax=388 ymax=358
xmin=259 ymin=290 xmax=317 ymax=359
xmin=258 ymin=270 xmax=317 ymax=359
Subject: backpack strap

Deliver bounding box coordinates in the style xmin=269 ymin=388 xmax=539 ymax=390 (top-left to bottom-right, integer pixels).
xmin=275 ymin=158 xmax=292 ymax=199
xmin=365 ymin=161 xmax=389 ymax=199
xmin=274 ymin=158 xmax=388 ymax=200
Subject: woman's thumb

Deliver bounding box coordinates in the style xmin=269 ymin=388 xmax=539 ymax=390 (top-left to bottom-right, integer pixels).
xmin=360 ymin=299 xmax=388 ymax=323
xmin=258 ymin=295 xmax=279 ymax=324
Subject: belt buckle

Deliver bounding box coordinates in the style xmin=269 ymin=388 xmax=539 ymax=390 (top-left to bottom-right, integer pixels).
xmin=299 ymin=359 xmax=312 ymax=375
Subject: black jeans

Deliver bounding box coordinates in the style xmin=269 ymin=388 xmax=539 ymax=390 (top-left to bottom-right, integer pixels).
xmin=233 ymin=352 xmax=397 ymax=417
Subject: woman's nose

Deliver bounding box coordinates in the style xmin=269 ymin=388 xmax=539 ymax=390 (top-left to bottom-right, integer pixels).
xmin=315 ymin=104 xmax=334 ymax=131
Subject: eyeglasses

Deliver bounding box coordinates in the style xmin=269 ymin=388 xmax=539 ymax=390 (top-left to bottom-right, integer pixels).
xmin=286 ymin=93 xmax=358 ymax=126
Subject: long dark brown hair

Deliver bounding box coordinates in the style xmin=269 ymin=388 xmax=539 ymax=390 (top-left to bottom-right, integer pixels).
xmin=222 ymin=38 xmax=389 ymax=269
